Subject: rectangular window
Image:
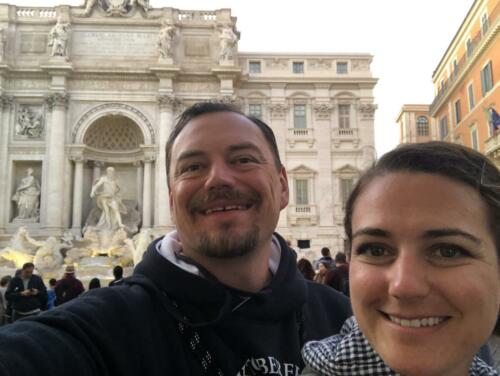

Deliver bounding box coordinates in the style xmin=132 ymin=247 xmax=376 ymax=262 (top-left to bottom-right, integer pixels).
xmin=293 ymin=61 xmax=304 ymax=74
xmin=453 ymin=60 xmax=458 ymax=76
xmin=467 ymin=83 xmax=475 ymax=110
xmin=248 ymin=104 xmax=262 ymax=118
xmin=481 ymin=13 xmax=489 ymax=35
xmin=466 ymin=38 xmax=473 ymax=57
xmin=454 ymin=100 xmax=462 ymax=124
xmin=471 ymin=127 xmax=478 ymax=150
xmin=295 ymin=179 xmax=309 ymax=205
xmin=249 ymin=61 xmax=261 ymax=73
xmin=338 ymin=104 xmax=350 ymax=129
xmin=336 ymin=62 xmax=348 ymax=74
xmin=297 ymin=239 xmax=310 ymax=249
xmin=439 ymin=116 xmax=448 ymax=140
xmin=480 ymin=61 xmax=493 ymax=96
xmin=294 ymin=104 xmax=307 ymax=128
xmin=340 ymin=178 xmax=354 ymax=208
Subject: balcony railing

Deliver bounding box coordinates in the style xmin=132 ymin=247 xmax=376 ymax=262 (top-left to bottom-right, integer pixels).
xmin=430 ymin=2 xmax=499 ymax=114
xmin=332 ymin=127 xmax=358 ymax=138
xmin=288 ymin=128 xmax=313 ymax=137
xmin=485 ymin=132 xmax=500 ymax=159
xmin=288 ymin=204 xmax=318 ymax=225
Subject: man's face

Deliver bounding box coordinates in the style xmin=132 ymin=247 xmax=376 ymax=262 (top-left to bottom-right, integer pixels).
xmin=21 ymin=266 xmax=34 ymax=280
xmin=169 ymin=112 xmax=289 ymax=259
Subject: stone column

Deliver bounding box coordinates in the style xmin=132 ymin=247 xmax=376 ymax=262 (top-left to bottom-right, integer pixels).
xmin=142 ymin=157 xmax=153 ymax=229
xmin=43 ymin=92 xmax=69 ymax=232
xmin=134 ymin=160 xmax=143 ymax=211
xmin=92 ymin=160 xmax=103 ymax=182
xmin=0 ymin=95 xmax=14 ymax=230
xmin=154 ymin=95 xmax=179 ymax=231
xmin=70 ymin=156 xmax=84 ymax=232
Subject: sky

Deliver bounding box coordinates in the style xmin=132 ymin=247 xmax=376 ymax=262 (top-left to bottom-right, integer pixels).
xmin=7 ymin=0 xmax=474 ymax=156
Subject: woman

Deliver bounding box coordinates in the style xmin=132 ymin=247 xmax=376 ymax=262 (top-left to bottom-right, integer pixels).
xmin=314 ymin=261 xmax=329 ymax=284
xmin=297 ymin=258 xmax=315 ymax=281
xmin=302 ymin=142 xmax=500 ymax=375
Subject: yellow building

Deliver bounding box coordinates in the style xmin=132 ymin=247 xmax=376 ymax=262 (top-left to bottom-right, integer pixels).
xmin=430 ymin=0 xmax=499 ymax=165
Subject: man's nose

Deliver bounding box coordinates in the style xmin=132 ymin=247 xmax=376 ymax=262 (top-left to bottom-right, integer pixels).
xmin=204 ymin=160 xmax=235 ymax=189
xmin=388 ymin=251 xmax=430 ymax=300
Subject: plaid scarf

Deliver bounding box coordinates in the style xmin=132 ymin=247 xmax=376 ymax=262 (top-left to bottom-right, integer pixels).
xmin=302 ymin=316 xmax=499 ymax=376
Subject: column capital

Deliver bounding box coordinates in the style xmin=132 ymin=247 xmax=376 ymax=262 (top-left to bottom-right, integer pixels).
xmin=45 ymin=92 xmax=70 ymax=109
xmin=0 ymin=94 xmax=14 ymax=109
xmin=157 ymin=95 xmax=181 ymax=111
xmin=313 ymin=102 xmax=334 ymax=120
xmin=359 ymin=103 xmax=377 ymax=119
xmin=269 ymin=102 xmax=288 ymax=119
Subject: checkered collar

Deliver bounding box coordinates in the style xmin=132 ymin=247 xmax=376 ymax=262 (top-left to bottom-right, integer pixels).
xmin=302 ymin=316 xmax=498 ymax=376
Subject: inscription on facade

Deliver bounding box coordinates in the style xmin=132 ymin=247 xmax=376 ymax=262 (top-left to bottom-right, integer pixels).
xmin=184 ymin=38 xmax=210 ymax=57
xmin=20 ymin=33 xmax=47 ymax=54
xmin=72 ymin=31 xmax=157 ymax=56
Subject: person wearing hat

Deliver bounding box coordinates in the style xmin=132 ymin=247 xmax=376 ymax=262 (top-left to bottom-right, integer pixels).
xmin=54 ymin=265 xmax=84 ymax=306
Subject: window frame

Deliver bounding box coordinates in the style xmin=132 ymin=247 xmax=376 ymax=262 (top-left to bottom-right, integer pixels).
xmin=338 ymin=104 xmax=350 ymax=129
xmin=454 ymin=99 xmax=462 ymax=124
xmin=292 ymin=61 xmax=304 ymax=74
xmin=480 ymin=61 xmax=493 ymax=96
xmin=416 ymin=116 xmax=429 ymax=136
xmin=470 ymin=126 xmax=478 ymax=150
xmin=439 ymin=116 xmax=448 ymax=140
xmin=248 ymin=60 xmax=262 ymax=74
xmin=295 ymin=178 xmax=309 ymax=205
xmin=293 ymin=104 xmax=307 ymax=129
xmin=248 ymin=103 xmax=263 ymax=119
xmin=336 ymin=61 xmax=348 ymax=74
xmin=467 ymin=82 xmax=475 ymax=111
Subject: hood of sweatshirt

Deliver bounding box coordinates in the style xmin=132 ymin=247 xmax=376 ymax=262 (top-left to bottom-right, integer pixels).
xmin=132 ymin=232 xmax=307 ymax=327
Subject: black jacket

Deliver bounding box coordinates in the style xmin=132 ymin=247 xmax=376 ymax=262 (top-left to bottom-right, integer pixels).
xmin=5 ymin=274 xmax=47 ymax=313
xmin=0 ymin=233 xmax=351 ymax=375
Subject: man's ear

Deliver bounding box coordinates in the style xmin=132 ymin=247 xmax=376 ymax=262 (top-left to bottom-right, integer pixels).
xmin=278 ymin=166 xmax=289 ymax=210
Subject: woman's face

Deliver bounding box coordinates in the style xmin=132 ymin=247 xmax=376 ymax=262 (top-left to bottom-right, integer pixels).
xmin=349 ymin=172 xmax=500 ymax=376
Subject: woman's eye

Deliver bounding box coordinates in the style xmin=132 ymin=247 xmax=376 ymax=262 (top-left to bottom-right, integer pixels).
xmin=356 ymin=244 xmax=387 ymax=257
xmin=432 ymin=244 xmax=469 ymax=259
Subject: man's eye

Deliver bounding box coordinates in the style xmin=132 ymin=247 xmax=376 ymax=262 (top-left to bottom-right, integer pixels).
xmin=234 ymin=156 xmax=256 ymax=164
xmin=181 ymin=164 xmax=202 ymax=173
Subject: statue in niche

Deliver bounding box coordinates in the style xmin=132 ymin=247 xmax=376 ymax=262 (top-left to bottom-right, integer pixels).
xmin=15 ymin=106 xmax=44 ymax=138
xmin=82 ymin=0 xmax=150 ymax=16
xmin=90 ymin=166 xmax=127 ymax=231
xmin=48 ymin=17 xmax=70 ymax=58
xmin=157 ymin=20 xmax=176 ymax=61
xmin=12 ymin=168 xmax=41 ymax=221
xmin=218 ymin=25 xmax=237 ymax=63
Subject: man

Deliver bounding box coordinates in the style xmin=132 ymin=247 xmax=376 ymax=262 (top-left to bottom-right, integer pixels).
xmin=315 ymin=247 xmax=334 ymax=270
xmin=325 ymin=252 xmax=350 ymax=297
xmin=108 ymin=265 xmax=124 ymax=286
xmin=54 ymin=265 xmax=84 ymax=306
xmin=4 ymin=262 xmax=47 ymax=322
xmin=0 ymin=102 xmax=350 ymax=375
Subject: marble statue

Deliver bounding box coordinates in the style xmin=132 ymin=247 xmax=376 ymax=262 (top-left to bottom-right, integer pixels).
xmin=157 ymin=21 xmax=176 ymax=60
xmin=15 ymin=106 xmax=43 ymax=138
xmin=33 ymin=236 xmax=64 ymax=271
xmin=0 ymin=227 xmax=43 ymax=269
xmin=129 ymin=0 xmax=150 ymax=12
xmin=12 ymin=168 xmax=41 ymax=221
xmin=218 ymin=25 xmax=237 ymax=63
xmin=90 ymin=167 xmax=127 ymax=231
xmin=48 ymin=17 xmax=70 ymax=58
xmin=83 ymin=0 xmax=98 ymax=16
xmin=124 ymin=229 xmax=153 ymax=265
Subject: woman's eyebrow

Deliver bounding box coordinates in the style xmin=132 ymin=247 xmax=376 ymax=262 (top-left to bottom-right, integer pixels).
xmin=352 ymin=227 xmax=391 ymax=239
xmin=423 ymin=228 xmax=482 ymax=245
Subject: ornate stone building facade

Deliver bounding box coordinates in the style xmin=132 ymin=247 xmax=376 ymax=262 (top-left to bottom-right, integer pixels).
xmin=0 ymin=1 xmax=377 ymax=257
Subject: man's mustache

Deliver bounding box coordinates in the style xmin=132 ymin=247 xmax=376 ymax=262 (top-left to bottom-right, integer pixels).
xmin=188 ymin=188 xmax=261 ymax=211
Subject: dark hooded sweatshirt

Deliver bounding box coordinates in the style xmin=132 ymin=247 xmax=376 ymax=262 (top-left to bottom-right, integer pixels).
xmin=0 ymin=234 xmax=351 ymax=376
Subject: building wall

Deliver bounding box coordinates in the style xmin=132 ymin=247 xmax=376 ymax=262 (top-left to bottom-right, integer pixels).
xmin=430 ymin=0 xmax=499 ymax=164
xmin=0 ymin=3 xmax=377 ymax=259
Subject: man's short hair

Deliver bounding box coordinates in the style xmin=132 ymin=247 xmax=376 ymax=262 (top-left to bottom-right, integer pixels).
xmin=22 ymin=262 xmax=34 ymax=270
xmin=165 ymin=101 xmax=282 ymax=187
xmin=335 ymin=253 xmax=347 ymax=263
xmin=320 ymin=247 xmax=330 ymax=257
xmin=113 ymin=265 xmax=123 ymax=279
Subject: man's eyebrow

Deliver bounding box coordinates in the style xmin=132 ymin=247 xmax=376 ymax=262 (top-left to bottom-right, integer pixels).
xmin=423 ymin=228 xmax=482 ymax=244
xmin=228 ymin=142 xmax=266 ymax=160
xmin=175 ymin=149 xmax=206 ymax=163
xmin=352 ymin=227 xmax=391 ymax=239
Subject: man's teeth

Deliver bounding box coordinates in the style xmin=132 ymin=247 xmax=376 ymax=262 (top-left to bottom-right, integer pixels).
xmin=388 ymin=315 xmax=446 ymax=328
xmin=205 ymin=205 xmax=246 ymax=214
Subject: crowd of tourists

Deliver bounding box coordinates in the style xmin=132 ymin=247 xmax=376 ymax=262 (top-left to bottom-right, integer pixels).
xmin=0 ymin=264 xmax=125 ymax=324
